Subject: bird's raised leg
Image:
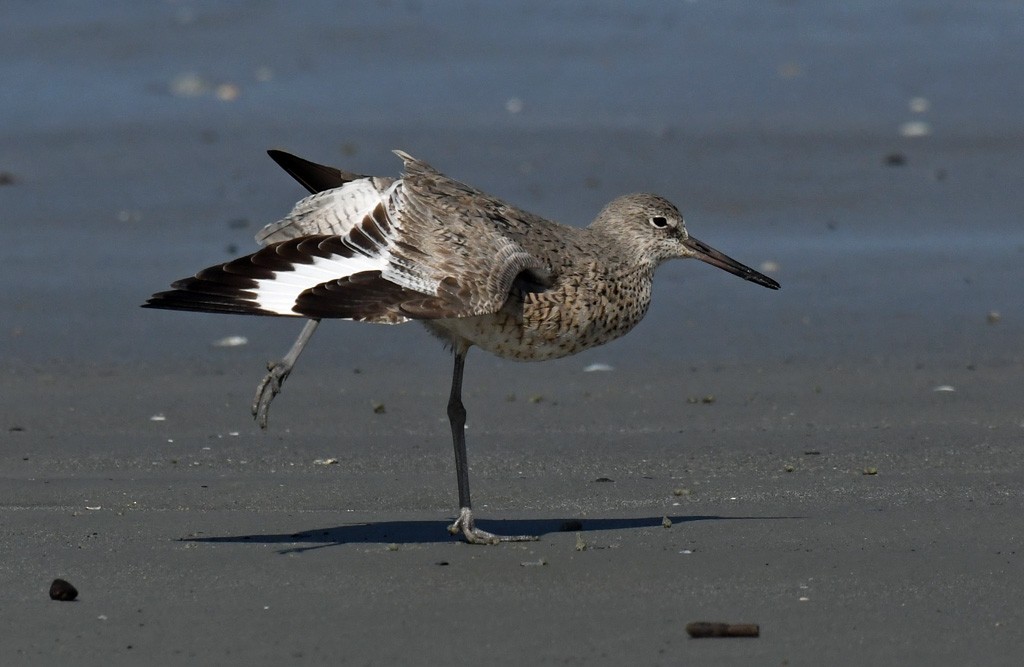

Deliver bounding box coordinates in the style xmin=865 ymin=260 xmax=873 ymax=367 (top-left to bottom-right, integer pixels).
xmin=252 ymin=318 xmax=320 ymax=429
xmin=445 ymin=344 xmax=538 ymax=544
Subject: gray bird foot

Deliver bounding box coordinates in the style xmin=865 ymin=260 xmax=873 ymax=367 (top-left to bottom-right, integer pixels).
xmin=447 ymin=507 xmax=538 ymax=545
xmin=251 ymin=360 xmax=291 ymax=429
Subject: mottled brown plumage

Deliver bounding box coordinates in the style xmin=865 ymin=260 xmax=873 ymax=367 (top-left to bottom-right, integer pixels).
xmin=144 ymin=150 xmax=779 ymax=544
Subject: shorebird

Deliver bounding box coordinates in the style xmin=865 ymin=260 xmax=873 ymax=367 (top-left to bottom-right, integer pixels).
xmin=144 ymin=150 xmax=780 ymax=544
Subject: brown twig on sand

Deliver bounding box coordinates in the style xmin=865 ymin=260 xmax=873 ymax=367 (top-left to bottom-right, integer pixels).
xmin=686 ymin=622 xmax=759 ymax=638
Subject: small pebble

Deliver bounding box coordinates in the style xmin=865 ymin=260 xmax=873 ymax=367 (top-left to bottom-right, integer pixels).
xmin=863 ymin=467 xmax=879 ymax=476
xmin=372 ymin=402 xmax=386 ymax=414
xmin=884 ymin=152 xmax=907 ymax=166
xmin=49 ymin=579 xmax=78 ymax=601
xmin=661 ymin=516 xmax=672 ymax=528
xmin=987 ymin=311 xmax=1001 ymax=324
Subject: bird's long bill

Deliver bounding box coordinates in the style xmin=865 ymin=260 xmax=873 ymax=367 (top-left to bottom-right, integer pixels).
xmin=684 ymin=236 xmax=780 ymax=290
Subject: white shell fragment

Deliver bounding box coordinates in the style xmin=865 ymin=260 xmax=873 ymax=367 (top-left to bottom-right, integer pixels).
xmin=909 ymin=96 xmax=930 ymax=113
xmin=899 ymin=121 xmax=931 ymax=137
xmin=212 ymin=336 xmax=248 ymax=347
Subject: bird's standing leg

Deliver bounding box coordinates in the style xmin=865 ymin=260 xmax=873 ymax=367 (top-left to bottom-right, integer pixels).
xmin=252 ymin=318 xmax=320 ymax=428
xmin=446 ymin=344 xmax=538 ymax=544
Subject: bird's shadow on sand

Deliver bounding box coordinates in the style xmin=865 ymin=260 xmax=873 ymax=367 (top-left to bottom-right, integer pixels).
xmin=183 ymin=514 xmax=798 ymax=554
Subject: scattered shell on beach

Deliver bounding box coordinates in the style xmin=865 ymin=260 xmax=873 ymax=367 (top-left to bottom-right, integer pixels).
xmin=313 ymin=458 xmax=339 ymax=466
xmin=212 ymin=335 xmax=248 ymax=347
xmin=987 ymin=311 xmax=1001 ymax=324
xmin=169 ymin=72 xmax=209 ymax=97
xmin=899 ymin=121 xmax=931 ymax=138
xmin=149 ymin=413 xmax=166 ymax=421
xmin=932 ymin=385 xmax=955 ymax=392
xmin=583 ymin=363 xmax=614 ymax=372
xmin=215 ymin=83 xmax=240 ymax=102
xmin=169 ymin=72 xmax=242 ymax=102
xmin=909 ymin=96 xmax=930 ymax=113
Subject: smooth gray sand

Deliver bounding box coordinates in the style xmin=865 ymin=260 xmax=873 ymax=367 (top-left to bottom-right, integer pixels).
xmin=2 ymin=2 xmax=1023 ymax=665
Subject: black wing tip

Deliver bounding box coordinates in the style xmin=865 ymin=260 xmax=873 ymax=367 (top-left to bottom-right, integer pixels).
xmin=266 ymin=148 xmax=291 ymax=162
xmin=266 ymin=149 xmax=365 ymax=193
xmin=142 ymin=290 xmax=279 ymax=316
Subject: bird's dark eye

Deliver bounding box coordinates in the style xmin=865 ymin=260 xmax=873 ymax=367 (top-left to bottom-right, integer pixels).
xmin=649 ymin=216 xmax=669 ymax=229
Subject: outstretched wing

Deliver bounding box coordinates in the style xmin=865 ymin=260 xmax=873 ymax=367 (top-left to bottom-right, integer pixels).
xmin=144 ymin=151 xmax=554 ymax=323
xmin=255 ymin=163 xmax=398 ymax=246
xmin=144 ymin=196 xmax=419 ymax=323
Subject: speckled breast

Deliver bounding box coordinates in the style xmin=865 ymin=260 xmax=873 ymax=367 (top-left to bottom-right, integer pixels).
xmin=427 ymin=267 xmax=655 ymax=361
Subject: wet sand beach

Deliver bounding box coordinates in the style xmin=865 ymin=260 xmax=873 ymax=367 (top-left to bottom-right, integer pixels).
xmin=2 ymin=2 xmax=1023 ymax=664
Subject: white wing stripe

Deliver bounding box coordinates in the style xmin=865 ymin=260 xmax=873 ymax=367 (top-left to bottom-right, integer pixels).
xmin=251 ymin=253 xmax=388 ymax=314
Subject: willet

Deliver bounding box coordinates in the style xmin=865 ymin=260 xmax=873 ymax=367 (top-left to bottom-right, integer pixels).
xmin=144 ymin=150 xmax=780 ymax=544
